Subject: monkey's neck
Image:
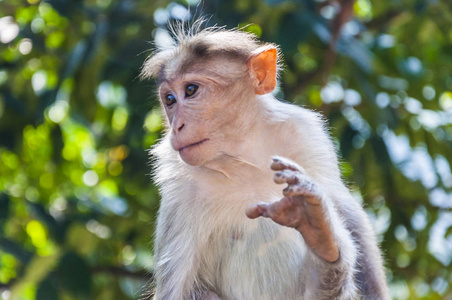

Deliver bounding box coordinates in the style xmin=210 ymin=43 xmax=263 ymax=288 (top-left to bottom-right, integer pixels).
xmin=201 ymin=112 xmax=274 ymax=179
xmin=201 ymin=153 xmax=263 ymax=179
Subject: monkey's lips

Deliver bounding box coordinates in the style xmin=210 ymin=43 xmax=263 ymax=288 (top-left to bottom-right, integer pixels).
xmin=177 ymin=139 xmax=209 ymax=152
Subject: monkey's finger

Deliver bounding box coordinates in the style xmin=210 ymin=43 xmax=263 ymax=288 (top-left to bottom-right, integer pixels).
xmin=283 ymin=184 xmax=323 ymax=207
xmin=245 ymin=203 xmax=269 ymax=219
xmin=265 ymin=197 xmax=302 ymax=226
xmin=283 ymin=184 xmax=310 ymax=198
xmin=282 ymin=180 xmax=316 ymax=197
xmin=267 ymin=197 xmax=293 ymax=214
xmin=271 ymin=156 xmax=304 ymax=172
xmin=274 ymin=169 xmax=301 ymax=185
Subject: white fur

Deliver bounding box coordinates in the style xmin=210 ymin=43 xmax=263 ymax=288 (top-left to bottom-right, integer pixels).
xmin=148 ymin=94 xmax=389 ymax=299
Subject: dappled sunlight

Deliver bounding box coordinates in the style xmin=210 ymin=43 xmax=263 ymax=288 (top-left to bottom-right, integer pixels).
xmin=0 ymin=0 xmax=451 ymax=299
xmin=0 ymin=17 xmax=20 ymax=44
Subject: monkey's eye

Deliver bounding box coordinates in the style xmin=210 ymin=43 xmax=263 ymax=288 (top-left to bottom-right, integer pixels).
xmin=164 ymin=94 xmax=177 ymax=107
xmin=185 ymin=84 xmax=199 ymax=97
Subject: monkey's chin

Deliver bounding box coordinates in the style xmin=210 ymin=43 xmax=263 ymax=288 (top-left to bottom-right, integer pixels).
xmin=178 ymin=140 xmax=210 ymax=166
xmin=179 ymin=149 xmax=206 ymax=166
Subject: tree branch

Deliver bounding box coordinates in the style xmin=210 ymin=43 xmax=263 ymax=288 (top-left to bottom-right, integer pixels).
xmin=92 ymin=265 xmax=151 ymax=280
xmin=365 ymin=9 xmax=404 ymax=29
xmin=0 ymin=279 xmax=15 ymax=291
xmin=287 ymin=0 xmax=356 ymax=97
xmin=0 ymin=267 xmax=151 ymax=292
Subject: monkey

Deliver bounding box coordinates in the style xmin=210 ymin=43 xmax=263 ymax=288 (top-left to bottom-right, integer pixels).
xmin=141 ymin=23 xmax=390 ymax=300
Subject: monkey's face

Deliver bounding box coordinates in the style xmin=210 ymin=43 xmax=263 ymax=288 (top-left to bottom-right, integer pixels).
xmin=158 ymin=60 xmax=251 ymax=166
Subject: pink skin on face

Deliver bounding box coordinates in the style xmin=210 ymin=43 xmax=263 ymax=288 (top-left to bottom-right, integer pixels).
xmin=177 ymin=139 xmax=210 ymax=164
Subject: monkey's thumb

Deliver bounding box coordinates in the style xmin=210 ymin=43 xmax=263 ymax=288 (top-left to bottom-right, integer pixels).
xmin=245 ymin=203 xmax=268 ymax=219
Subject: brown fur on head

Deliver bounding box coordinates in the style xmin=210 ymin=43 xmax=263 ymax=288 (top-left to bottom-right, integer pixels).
xmin=140 ymin=20 xmax=282 ymax=84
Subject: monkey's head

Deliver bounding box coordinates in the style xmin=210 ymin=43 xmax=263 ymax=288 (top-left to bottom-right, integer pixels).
xmin=142 ymin=27 xmax=280 ymax=166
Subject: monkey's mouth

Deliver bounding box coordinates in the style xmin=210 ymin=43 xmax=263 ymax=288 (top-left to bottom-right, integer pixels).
xmin=178 ymin=139 xmax=209 ymax=152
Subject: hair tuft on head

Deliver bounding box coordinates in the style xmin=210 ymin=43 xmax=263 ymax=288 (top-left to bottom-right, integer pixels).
xmin=140 ymin=17 xmax=282 ymax=82
xmin=168 ymin=16 xmax=212 ymax=44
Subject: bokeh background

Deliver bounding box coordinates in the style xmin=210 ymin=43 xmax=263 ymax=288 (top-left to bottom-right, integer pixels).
xmin=0 ymin=0 xmax=452 ymax=299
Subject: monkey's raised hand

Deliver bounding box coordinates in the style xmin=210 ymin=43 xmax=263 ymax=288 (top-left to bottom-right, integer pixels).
xmin=245 ymin=156 xmax=340 ymax=263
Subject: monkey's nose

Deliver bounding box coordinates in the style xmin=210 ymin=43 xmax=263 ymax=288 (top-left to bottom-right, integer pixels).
xmin=177 ymin=123 xmax=185 ymax=132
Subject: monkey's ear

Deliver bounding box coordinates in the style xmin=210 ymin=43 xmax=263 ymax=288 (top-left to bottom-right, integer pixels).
xmin=248 ymin=47 xmax=278 ymax=95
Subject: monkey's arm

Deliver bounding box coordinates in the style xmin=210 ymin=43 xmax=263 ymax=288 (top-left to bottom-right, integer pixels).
xmin=152 ymin=205 xmax=205 ymax=300
xmin=339 ymin=192 xmax=390 ymax=299
xmin=198 ymin=291 xmax=222 ymax=300
xmin=246 ymin=156 xmax=358 ymax=298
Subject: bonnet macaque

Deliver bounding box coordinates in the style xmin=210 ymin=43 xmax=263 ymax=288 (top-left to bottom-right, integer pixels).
xmin=141 ymin=24 xmax=389 ymax=300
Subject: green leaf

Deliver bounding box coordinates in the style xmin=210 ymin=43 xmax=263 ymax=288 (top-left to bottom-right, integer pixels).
xmin=10 ymin=251 xmax=61 ymax=299
xmin=36 ymin=276 xmax=59 ymax=300
xmin=28 ymin=202 xmax=68 ymax=244
xmin=337 ymin=37 xmax=374 ymax=74
xmin=445 ymin=226 xmax=452 ymax=239
xmin=0 ymin=238 xmax=33 ymax=264
xmin=0 ymin=193 xmax=10 ymax=224
xmin=56 ymin=252 xmax=92 ymax=298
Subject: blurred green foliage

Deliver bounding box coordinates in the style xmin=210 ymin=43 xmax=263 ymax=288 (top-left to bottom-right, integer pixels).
xmin=0 ymin=0 xmax=451 ymax=299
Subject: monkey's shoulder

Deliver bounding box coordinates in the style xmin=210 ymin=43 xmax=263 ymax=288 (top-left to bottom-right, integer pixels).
xmin=261 ymin=97 xmax=336 ymax=157
xmin=261 ymin=97 xmax=329 ymax=137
